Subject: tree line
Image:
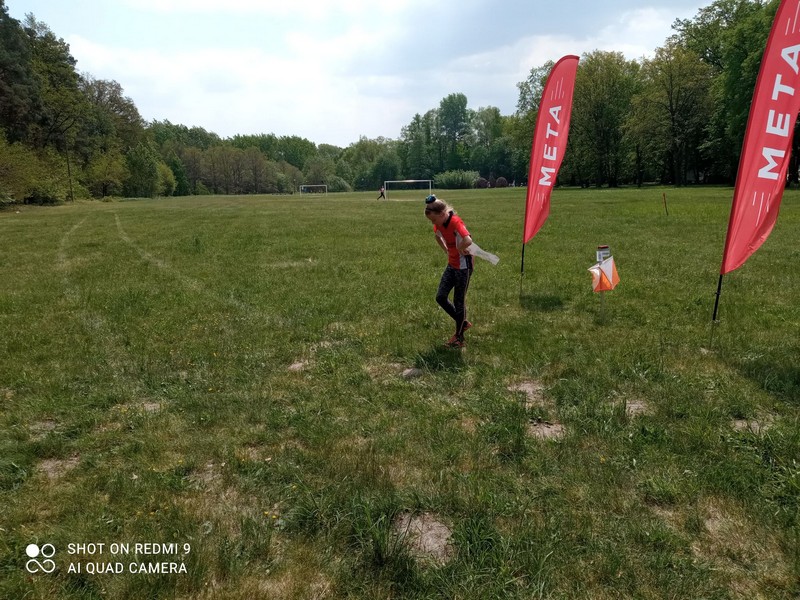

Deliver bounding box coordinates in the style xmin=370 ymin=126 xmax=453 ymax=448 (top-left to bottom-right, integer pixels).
xmin=0 ymin=0 xmax=791 ymax=203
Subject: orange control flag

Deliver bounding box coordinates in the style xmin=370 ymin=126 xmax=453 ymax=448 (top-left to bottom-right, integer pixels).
xmin=588 ymin=257 xmax=619 ymax=292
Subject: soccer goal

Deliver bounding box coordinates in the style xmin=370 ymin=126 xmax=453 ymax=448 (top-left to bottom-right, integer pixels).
xmin=299 ymin=184 xmax=327 ymax=196
xmin=384 ymin=179 xmax=432 ymax=201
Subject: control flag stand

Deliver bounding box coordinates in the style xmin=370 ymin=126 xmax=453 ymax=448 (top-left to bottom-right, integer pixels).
xmin=588 ymin=245 xmax=620 ymax=323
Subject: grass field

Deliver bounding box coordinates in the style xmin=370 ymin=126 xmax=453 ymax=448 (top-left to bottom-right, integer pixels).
xmin=1 ymin=187 xmax=799 ymax=599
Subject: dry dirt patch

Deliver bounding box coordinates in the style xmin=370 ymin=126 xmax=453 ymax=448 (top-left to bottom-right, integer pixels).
xmin=527 ymin=421 xmax=566 ymax=440
xmin=459 ymin=416 xmax=481 ymax=433
xmin=236 ymin=445 xmax=273 ymax=463
xmin=731 ymin=413 xmax=775 ymax=435
xmin=507 ymin=380 xmax=548 ymax=410
xmin=188 ymin=461 xmax=225 ymax=489
xmin=624 ymin=399 xmax=651 ymax=417
xmin=365 ymin=362 xmax=425 ymax=383
xmin=29 ymin=420 xmax=58 ymax=440
xmin=39 ymin=455 xmax=80 ymax=479
xmin=401 ymin=368 xmax=424 ymax=380
xmin=365 ymin=362 xmax=400 ymax=382
xmin=179 ymin=465 xmax=276 ymax=537
xmin=393 ymin=512 xmax=454 ymax=565
xmin=690 ymin=499 xmax=792 ymax=597
xmin=95 ymin=421 xmax=122 ymax=433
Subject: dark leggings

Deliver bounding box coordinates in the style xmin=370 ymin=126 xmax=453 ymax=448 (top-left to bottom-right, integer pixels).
xmin=436 ymin=264 xmax=472 ymax=336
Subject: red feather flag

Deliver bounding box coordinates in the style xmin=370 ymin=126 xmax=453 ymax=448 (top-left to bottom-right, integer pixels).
xmin=721 ymin=0 xmax=800 ymax=274
xmin=522 ymin=55 xmax=579 ymax=245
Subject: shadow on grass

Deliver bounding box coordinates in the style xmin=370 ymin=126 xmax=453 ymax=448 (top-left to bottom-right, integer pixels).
xmin=736 ymin=349 xmax=800 ymax=405
xmin=519 ymin=293 xmax=566 ymax=312
xmin=413 ymin=346 xmax=466 ymax=373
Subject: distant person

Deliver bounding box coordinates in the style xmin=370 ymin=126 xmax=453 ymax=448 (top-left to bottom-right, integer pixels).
xmin=377 ymin=185 xmax=386 ymax=200
xmin=424 ymin=194 xmax=473 ymax=348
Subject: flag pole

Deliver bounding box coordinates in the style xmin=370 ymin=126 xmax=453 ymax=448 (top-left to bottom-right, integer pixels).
xmin=711 ymin=274 xmax=724 ymax=322
xmin=600 ymin=291 xmax=606 ymax=323
xmin=519 ymin=243 xmax=526 ymax=298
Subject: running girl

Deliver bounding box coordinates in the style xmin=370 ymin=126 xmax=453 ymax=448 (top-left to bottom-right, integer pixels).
xmin=424 ymin=195 xmax=473 ymax=348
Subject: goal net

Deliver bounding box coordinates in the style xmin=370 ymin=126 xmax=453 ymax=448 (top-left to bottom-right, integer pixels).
xmin=384 ymin=179 xmax=432 ymax=201
xmin=299 ymin=184 xmax=328 ymax=195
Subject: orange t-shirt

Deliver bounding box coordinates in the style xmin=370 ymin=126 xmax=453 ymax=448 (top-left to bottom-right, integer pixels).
xmin=434 ymin=212 xmax=472 ymax=269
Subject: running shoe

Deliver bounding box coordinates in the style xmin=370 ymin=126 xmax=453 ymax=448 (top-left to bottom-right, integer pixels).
xmin=445 ymin=334 xmax=465 ymax=348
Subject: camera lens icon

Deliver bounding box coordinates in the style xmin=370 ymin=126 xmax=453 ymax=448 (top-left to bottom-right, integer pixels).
xmin=25 ymin=543 xmax=56 ymax=574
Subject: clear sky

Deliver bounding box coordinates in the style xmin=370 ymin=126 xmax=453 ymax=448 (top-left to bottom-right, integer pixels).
xmin=7 ymin=0 xmax=708 ymax=147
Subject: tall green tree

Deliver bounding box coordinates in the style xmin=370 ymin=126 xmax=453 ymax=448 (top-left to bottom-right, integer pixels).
xmin=157 ymin=161 xmax=176 ymax=196
xmin=242 ymin=146 xmax=268 ymax=193
xmin=213 ymin=145 xmax=245 ymax=195
xmin=85 ymin=146 xmax=127 ymax=197
xmin=180 ymin=146 xmax=204 ymax=194
xmin=303 ymin=154 xmax=336 ymax=186
xmin=438 ymin=93 xmax=470 ymax=171
xmin=510 ymin=61 xmax=554 ymax=184
xmin=230 ymin=132 xmax=279 ymax=158
xmin=370 ymin=151 xmax=401 ymax=187
xmin=276 ymin=161 xmax=302 ymax=193
xmin=632 ymin=42 xmax=712 ymax=185
xmin=80 ymin=76 xmax=144 ymax=151
xmin=0 ymin=1 xmax=37 ymax=143
xmin=165 ymin=153 xmax=190 ymax=196
xmin=400 ymin=112 xmax=436 ymax=179
xmin=467 ymin=107 xmax=513 ymax=180
xmin=673 ymin=0 xmax=774 ymax=182
xmin=471 ymin=106 xmax=504 ymax=149
xmin=23 ymin=15 xmax=89 ymax=200
xmin=487 ymin=136 xmax=515 ymax=181
xmin=186 ymin=125 xmax=221 ymax=150
xmin=339 ymin=136 xmax=390 ymax=190
xmin=23 ymin=16 xmax=84 ymax=151
xmin=501 ymin=113 xmax=533 ymax=183
xmin=276 ymin=135 xmax=317 ymax=170
xmin=516 ymin=61 xmax=554 ymax=114
xmin=0 ymin=133 xmax=45 ymax=201
xmin=568 ymin=51 xmax=640 ymax=187
xmin=317 ymin=143 xmax=342 ymax=162
xmin=124 ymin=141 xmax=159 ymax=197
xmin=77 ymin=76 xmax=145 ymax=199
xmin=672 ymin=0 xmax=761 ymax=72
